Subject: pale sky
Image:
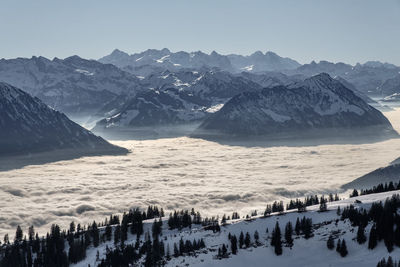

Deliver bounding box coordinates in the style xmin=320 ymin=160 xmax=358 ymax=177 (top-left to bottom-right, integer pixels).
xmin=1 ymin=0 xmax=400 ymax=65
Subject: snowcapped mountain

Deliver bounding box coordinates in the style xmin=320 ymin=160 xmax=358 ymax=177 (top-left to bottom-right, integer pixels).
xmin=194 ymin=73 xmax=396 ymax=138
xmin=0 ymin=82 xmax=127 ymax=156
xmin=99 ymin=48 xmax=234 ymax=75
xmin=93 ymin=70 xmax=263 ymax=130
xmin=227 ymin=51 xmax=301 ymax=72
xmin=291 ymin=61 xmax=400 ymax=96
xmin=99 ymin=49 xmax=301 ymax=75
xmin=0 ymin=56 xmax=143 ymax=116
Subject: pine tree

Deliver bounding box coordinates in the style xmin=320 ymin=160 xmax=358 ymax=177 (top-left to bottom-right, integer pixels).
xmin=244 ymin=232 xmax=251 ymax=248
xmin=3 ymin=234 xmax=9 ymax=245
xmin=356 ymin=225 xmax=366 ymax=244
xmin=350 ymin=189 xmax=359 ymax=197
xmin=254 ymin=230 xmax=260 ymax=245
xmin=15 ymin=225 xmax=23 ymax=243
xmin=327 ymin=235 xmax=335 ymax=250
xmin=239 ymin=232 xmax=244 ymax=248
xmin=28 ymin=226 xmax=35 ymax=242
xmin=319 ymin=200 xmax=327 ymax=212
xmin=173 ymin=243 xmax=179 ymax=257
xmin=92 ymin=221 xmax=100 ymax=247
xmin=340 ymin=239 xmax=348 ymax=257
xmin=295 ymin=218 xmax=301 ymax=235
xmin=69 ymin=221 xmax=76 ymax=233
xmin=231 ymin=235 xmax=238 ymax=254
xmin=271 ymin=222 xmax=282 ymax=255
xmin=285 ymin=222 xmax=293 ymax=247
xmin=368 ymin=225 xmax=377 ymax=250
xmin=221 ymin=244 xmax=228 ymax=257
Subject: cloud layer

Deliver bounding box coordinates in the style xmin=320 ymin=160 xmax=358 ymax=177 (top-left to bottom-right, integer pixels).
xmin=1 ymin=110 xmax=400 ymax=239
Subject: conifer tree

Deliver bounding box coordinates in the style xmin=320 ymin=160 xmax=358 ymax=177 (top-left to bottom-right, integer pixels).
xmin=239 ymin=232 xmax=244 ymax=248
xmin=356 ymin=225 xmax=367 ymax=244
xmin=285 ymin=222 xmax=293 ymax=247
xmin=254 ymin=230 xmax=260 ymax=245
xmin=327 ymin=235 xmax=335 ymax=250
xmin=222 ymin=244 xmax=228 ymax=257
xmin=231 ymin=235 xmax=238 ymax=254
xmin=295 ymin=218 xmax=301 ymax=235
xmin=271 ymin=222 xmax=282 ymax=255
xmin=92 ymin=221 xmax=100 ymax=247
xmin=340 ymin=239 xmax=348 ymax=257
xmin=15 ymin=225 xmax=23 ymax=243
xmin=368 ymin=225 xmax=377 ymax=250
xmin=69 ymin=221 xmax=76 ymax=234
xmin=28 ymin=226 xmax=35 ymax=242
xmin=173 ymin=243 xmax=179 ymax=257
xmin=244 ymin=232 xmax=251 ymax=248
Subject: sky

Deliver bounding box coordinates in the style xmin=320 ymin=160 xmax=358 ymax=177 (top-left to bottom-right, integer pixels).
xmin=1 ymin=0 xmax=400 ymax=65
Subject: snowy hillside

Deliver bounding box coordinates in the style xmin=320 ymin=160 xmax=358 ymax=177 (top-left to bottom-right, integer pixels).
xmin=75 ymin=190 xmax=400 ymax=267
xmin=194 ymin=73 xmax=397 ymax=138
xmin=0 ymin=82 xmax=127 ymax=156
xmin=93 ymin=70 xmax=262 ymax=130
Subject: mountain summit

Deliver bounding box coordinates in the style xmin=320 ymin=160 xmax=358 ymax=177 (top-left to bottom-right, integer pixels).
xmin=194 ymin=73 xmax=397 ymax=139
xmin=0 ymin=82 xmax=128 ymax=156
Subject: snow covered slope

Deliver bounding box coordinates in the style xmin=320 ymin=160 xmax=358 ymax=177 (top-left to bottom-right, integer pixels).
xmin=93 ymin=70 xmax=262 ymax=130
xmin=194 ymin=73 xmax=397 ymax=138
xmin=0 ymin=82 xmax=127 ymax=156
xmin=0 ymin=56 xmax=143 ymax=115
xmin=75 ymin=190 xmax=400 ymax=267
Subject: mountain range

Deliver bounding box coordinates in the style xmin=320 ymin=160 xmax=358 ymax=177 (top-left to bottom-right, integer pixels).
xmin=98 ymin=49 xmax=301 ymax=76
xmin=1 ymin=49 xmax=400 ymax=143
xmin=194 ymin=73 xmax=396 ymax=139
xmin=0 ymin=56 xmax=143 ymax=116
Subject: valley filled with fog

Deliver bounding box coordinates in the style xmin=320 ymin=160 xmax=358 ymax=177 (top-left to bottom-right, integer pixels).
xmin=1 ymin=108 xmax=400 ymax=238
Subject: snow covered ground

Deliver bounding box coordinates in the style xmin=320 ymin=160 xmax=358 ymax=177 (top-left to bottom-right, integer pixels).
xmin=74 ymin=190 xmax=400 ymax=267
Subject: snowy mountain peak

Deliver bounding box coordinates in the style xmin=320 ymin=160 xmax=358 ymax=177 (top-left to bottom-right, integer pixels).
xmin=0 ymin=82 xmax=127 ymax=155
xmin=195 ymin=72 xmax=396 ymax=138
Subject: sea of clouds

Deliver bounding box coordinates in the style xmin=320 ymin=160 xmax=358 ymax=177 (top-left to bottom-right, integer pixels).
xmin=1 ymin=109 xmax=400 ymax=239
